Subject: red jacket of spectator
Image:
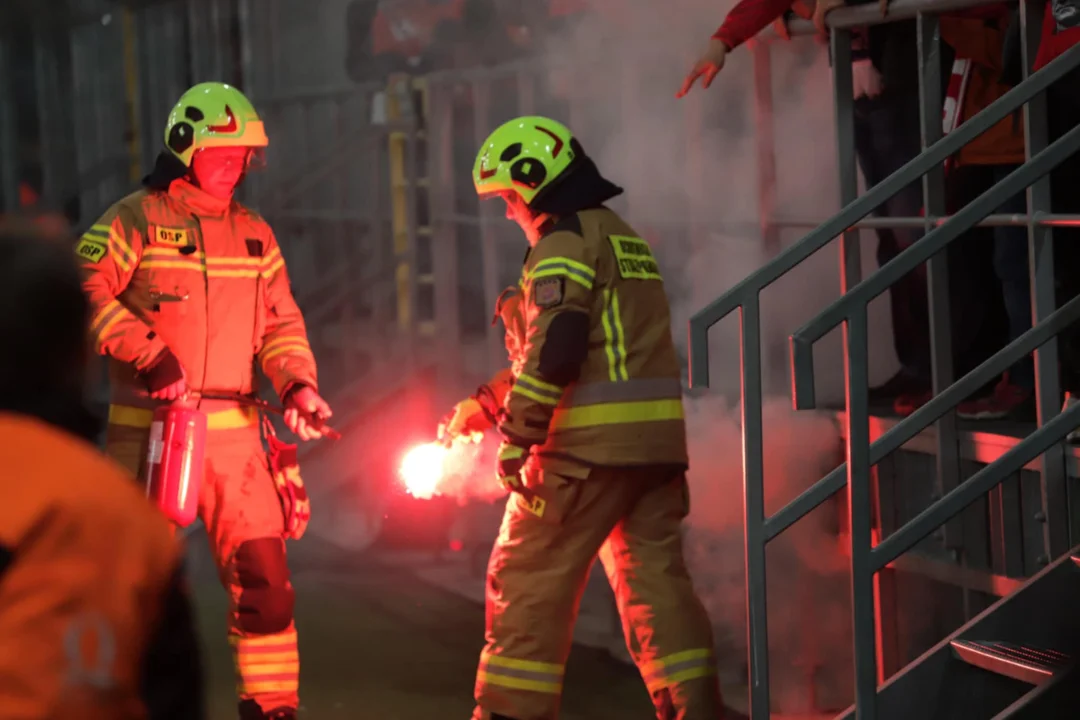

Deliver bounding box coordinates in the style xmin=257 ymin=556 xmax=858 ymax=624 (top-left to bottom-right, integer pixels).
xmin=941 ymin=4 xmax=1026 ymax=167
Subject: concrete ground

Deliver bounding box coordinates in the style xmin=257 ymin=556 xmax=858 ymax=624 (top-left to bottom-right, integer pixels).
xmin=188 ymin=531 xmax=659 ymax=720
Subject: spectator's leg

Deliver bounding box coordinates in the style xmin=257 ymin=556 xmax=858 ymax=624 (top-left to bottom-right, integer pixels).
xmin=854 ymin=94 xmax=932 ymax=409
xmin=1047 ymin=68 xmax=1080 ymax=439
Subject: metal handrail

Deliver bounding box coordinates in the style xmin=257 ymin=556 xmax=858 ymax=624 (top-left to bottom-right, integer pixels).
xmin=771 ymin=292 xmax=1080 ymax=541
xmin=686 ymin=28 xmax=1080 ymax=720
xmin=687 ymin=45 xmax=1080 ymax=386
xmin=791 ymin=118 xmax=1080 ymax=406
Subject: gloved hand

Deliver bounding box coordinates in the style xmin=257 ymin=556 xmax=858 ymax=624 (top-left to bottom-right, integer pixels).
xmin=496 ymin=441 xmax=530 ymax=494
xmin=267 ymin=430 xmax=310 ymax=540
xmin=141 ymin=349 xmax=188 ymax=401
xmin=283 ymin=384 xmax=333 ymax=441
xmin=437 ymin=397 xmax=491 ymax=445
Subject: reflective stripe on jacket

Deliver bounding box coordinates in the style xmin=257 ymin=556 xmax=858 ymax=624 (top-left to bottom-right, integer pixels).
xmin=497 ymin=207 xmax=688 ymax=471
xmin=78 ymin=179 xmax=317 ymax=410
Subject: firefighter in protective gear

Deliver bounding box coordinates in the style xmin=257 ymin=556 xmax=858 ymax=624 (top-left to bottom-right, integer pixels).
xmin=446 ymin=116 xmax=728 ymax=720
xmin=77 ymin=82 xmax=331 ymax=720
xmin=0 ymin=220 xmax=204 ymax=720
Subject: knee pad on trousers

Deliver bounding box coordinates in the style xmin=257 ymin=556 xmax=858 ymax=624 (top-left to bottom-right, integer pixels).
xmin=234 ymin=538 xmax=294 ymax=634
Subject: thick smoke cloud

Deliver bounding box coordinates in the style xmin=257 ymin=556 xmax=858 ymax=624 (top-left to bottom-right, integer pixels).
xmin=308 ymin=0 xmax=908 ymax=711
xmin=533 ymin=0 xmax=900 ymax=710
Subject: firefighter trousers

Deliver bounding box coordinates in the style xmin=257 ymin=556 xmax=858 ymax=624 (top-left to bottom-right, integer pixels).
xmin=473 ymin=465 xmax=723 ymax=720
xmin=105 ymin=408 xmax=299 ymax=715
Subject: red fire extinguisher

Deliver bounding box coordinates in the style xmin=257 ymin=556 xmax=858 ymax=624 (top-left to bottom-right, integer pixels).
xmin=145 ymin=403 xmax=207 ymax=527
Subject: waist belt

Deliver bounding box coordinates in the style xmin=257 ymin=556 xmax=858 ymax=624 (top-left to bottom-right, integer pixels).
xmin=108 ymin=404 xmax=260 ymax=430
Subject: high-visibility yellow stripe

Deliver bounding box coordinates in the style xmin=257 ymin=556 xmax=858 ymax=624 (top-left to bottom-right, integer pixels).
xmin=230 ymin=631 xmax=298 ymax=648
xmin=478 ymin=670 xmax=562 ymax=694
xmin=530 ymin=267 xmax=594 ymax=291
xmin=664 ymin=665 xmax=716 ymax=686
xmin=108 ymin=404 xmax=259 ymax=430
xmin=483 ymin=655 xmax=564 ymax=674
xmin=142 ymin=248 xmax=263 ymax=266
xmin=640 ymin=648 xmax=716 ymax=691
xmin=517 ymin=372 xmax=561 ymax=395
xmin=141 ymin=259 xmax=263 ymax=278
xmin=262 ymin=257 xmax=286 ymax=279
xmin=610 ymin=290 xmax=629 ymax=381
xmin=511 ymin=384 xmax=560 ymax=406
xmin=551 ymin=399 xmax=684 ymax=430
xmin=601 ymin=289 xmax=618 ymax=382
xmin=90 ymin=300 xmax=123 ymax=333
xmin=98 ymin=309 xmax=128 ymax=341
xmin=237 ymin=680 xmax=297 ymax=695
xmin=233 ymin=651 xmax=297 ymax=664
xmin=511 ymin=373 xmax=563 ymax=406
xmin=260 ymin=343 xmax=311 ymax=364
xmin=237 ymin=661 xmax=300 ymax=675
xmin=109 ymin=228 xmax=136 ymax=273
xmin=261 ymin=336 xmax=310 ymax=354
xmin=640 ymin=648 xmax=713 ymax=674
xmin=532 ymin=256 xmax=595 ymax=280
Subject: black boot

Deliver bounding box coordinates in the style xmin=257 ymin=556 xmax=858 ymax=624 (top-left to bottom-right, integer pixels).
xmin=238 ymin=699 xmax=297 ymax=720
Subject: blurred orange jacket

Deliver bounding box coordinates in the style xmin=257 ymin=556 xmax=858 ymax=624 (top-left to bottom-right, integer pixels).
xmin=0 ymin=413 xmax=203 ymax=720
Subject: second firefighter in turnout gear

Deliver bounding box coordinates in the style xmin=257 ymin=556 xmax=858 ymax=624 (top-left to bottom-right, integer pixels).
xmin=442 ymin=116 xmax=727 ymax=720
xmin=77 ymin=82 xmax=332 ymax=720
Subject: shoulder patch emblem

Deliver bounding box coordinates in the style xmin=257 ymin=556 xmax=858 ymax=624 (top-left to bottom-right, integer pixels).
xmin=533 ymin=277 xmax=564 ymax=308
xmin=75 ymin=237 xmax=107 ymax=264
xmin=150 ymin=226 xmax=191 ymax=248
xmin=245 ymin=239 xmax=264 ymax=257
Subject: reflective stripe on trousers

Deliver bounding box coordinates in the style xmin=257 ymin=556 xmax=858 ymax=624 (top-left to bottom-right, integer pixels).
xmin=477 ymin=650 xmax=564 ymax=695
xmin=552 ymin=377 xmax=684 ymax=430
xmin=639 ymin=648 xmax=718 ymax=694
xmin=231 ymin=629 xmax=300 ymax=698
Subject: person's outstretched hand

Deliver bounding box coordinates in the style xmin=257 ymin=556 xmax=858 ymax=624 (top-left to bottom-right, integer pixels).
xmin=677 ymin=39 xmax=729 ymax=98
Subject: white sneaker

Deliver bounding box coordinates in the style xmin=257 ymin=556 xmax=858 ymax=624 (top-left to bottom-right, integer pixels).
xmin=1064 ymin=393 xmax=1080 ymax=442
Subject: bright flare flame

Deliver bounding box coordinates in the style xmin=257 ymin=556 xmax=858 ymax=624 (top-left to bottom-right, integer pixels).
xmin=399 ymin=442 xmax=450 ymax=499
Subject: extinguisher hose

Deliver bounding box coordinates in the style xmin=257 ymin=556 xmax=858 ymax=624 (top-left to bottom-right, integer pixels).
xmin=197 ymin=391 xmax=342 ymax=441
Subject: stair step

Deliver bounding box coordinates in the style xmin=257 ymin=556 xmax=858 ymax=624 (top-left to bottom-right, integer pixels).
xmin=951 ymin=640 xmax=1071 ymax=685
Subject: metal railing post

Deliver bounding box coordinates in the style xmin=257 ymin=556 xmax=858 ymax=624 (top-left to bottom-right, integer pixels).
xmin=847 ymin=306 xmax=878 ymax=718
xmin=1020 ymin=0 xmax=1071 ymax=560
xmin=916 ymin=11 xmax=969 ymax=615
xmin=741 ymin=296 xmax=771 ymax=720
xmin=832 ymin=30 xmax=861 ymax=293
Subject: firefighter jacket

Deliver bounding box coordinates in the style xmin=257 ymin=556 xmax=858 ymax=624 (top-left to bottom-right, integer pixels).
xmin=496 ymin=207 xmax=688 ymax=473
xmin=78 ymin=178 xmax=318 ymax=417
xmin=0 ymin=413 xmax=204 ymax=720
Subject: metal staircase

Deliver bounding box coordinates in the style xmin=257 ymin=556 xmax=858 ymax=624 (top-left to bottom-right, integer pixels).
xmin=688 ymin=2 xmax=1080 ymax=717
xmin=834 ymin=549 xmax=1080 ymax=719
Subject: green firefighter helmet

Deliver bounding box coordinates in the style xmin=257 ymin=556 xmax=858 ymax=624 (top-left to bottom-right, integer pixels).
xmin=473 ymin=116 xmax=577 ymax=205
xmin=163 ymin=82 xmax=269 ymax=166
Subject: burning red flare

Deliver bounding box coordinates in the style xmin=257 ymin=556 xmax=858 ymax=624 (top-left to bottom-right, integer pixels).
xmin=399 ymin=442 xmax=450 ymax=499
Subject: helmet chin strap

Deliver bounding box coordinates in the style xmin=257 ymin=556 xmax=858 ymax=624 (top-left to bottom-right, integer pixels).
xmin=523 ymin=210 xmax=552 ymax=246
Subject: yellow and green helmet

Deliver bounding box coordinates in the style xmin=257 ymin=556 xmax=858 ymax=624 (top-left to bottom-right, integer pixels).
xmin=163 ymin=82 xmax=269 ymax=166
xmin=473 ymin=116 xmax=577 ymax=205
